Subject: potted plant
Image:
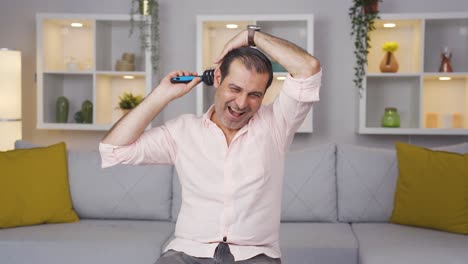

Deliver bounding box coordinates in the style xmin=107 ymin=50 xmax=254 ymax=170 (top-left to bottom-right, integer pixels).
xmin=349 ymin=0 xmax=382 ymax=96
xmin=130 ymin=0 xmax=160 ymax=72
xmin=117 ymin=92 xmax=144 ymax=114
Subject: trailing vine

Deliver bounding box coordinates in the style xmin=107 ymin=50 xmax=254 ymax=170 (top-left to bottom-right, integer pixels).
xmin=349 ymin=0 xmax=381 ymax=97
xmin=130 ymin=0 xmax=160 ymax=73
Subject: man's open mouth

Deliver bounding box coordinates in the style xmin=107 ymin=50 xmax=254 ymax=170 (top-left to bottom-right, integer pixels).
xmin=228 ymin=106 xmax=245 ymax=118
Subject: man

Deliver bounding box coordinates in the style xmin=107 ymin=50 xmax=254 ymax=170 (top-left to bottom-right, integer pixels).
xmin=100 ymin=27 xmax=321 ymax=264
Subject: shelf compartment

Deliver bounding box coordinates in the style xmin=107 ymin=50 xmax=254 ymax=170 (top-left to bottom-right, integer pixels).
xmin=424 ymin=18 xmax=468 ymax=73
xmin=95 ymin=73 xmax=146 ymax=125
xmin=95 ymin=19 xmax=146 ymax=72
xmin=200 ymin=20 xmax=254 ymax=71
xmin=422 ymin=75 xmax=468 ymax=129
xmin=365 ymin=76 xmax=420 ymax=128
xmin=257 ymin=20 xmax=308 ymax=51
xmin=41 ymin=18 xmax=94 ymax=72
xmin=42 ymin=73 xmax=93 ymax=124
xmin=263 ymin=73 xmax=287 ymax=106
xmin=367 ymin=19 xmax=422 ymax=74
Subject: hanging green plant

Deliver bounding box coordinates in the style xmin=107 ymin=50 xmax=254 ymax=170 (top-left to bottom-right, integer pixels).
xmin=349 ymin=0 xmax=381 ymax=97
xmin=130 ymin=0 xmax=160 ymax=73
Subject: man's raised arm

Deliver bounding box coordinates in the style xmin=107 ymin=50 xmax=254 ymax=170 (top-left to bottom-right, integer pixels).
xmin=101 ymin=71 xmax=201 ymax=146
xmin=215 ymin=29 xmax=320 ymax=79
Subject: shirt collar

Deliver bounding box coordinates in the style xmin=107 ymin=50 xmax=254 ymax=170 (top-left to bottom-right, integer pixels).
xmin=202 ymin=105 xmax=216 ymax=128
xmin=201 ymin=104 xmax=258 ymax=132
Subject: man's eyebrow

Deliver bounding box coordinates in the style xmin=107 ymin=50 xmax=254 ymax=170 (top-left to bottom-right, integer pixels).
xmin=228 ymin=83 xmax=264 ymax=96
xmin=228 ymin=83 xmax=242 ymax=89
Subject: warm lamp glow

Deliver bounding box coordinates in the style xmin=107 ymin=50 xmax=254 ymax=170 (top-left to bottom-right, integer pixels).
xmin=123 ymin=75 xmax=135 ymax=79
xmin=0 ymin=49 xmax=22 ymax=151
xmin=439 ymin=76 xmax=451 ymax=81
xmin=226 ymin=24 xmax=238 ymax=29
xmin=276 ymin=76 xmax=287 ymax=81
xmin=383 ymin=23 xmax=396 ymax=28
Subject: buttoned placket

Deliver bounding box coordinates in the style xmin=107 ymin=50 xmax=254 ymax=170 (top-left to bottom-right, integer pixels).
xmin=207 ymin=119 xmax=250 ymax=244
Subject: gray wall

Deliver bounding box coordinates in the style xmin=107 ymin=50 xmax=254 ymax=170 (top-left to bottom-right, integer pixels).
xmin=1 ymin=0 xmax=467 ymax=150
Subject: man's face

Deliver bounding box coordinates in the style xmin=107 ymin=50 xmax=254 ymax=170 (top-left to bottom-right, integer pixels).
xmin=212 ymin=59 xmax=269 ymax=132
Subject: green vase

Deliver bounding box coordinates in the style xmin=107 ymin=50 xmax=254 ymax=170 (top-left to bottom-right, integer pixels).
xmin=81 ymin=100 xmax=93 ymax=124
xmin=381 ymin=107 xmax=400 ymax=128
xmin=56 ymin=96 xmax=69 ymax=123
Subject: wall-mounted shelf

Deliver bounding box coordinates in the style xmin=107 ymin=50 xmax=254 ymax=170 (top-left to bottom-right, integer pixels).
xmin=359 ymin=12 xmax=468 ymax=135
xmin=36 ymin=13 xmax=152 ymax=130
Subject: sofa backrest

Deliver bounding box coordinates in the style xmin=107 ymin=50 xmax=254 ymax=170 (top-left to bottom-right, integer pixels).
xmin=171 ymin=143 xmax=338 ymax=223
xmin=281 ymin=143 xmax=337 ymax=222
xmin=337 ymin=144 xmax=398 ymax=222
xmin=336 ymin=142 xmax=468 ymax=223
xmin=15 ymin=140 xmax=173 ymax=221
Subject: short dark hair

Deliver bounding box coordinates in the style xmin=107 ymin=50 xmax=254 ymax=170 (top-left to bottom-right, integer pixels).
xmin=219 ymin=47 xmax=273 ymax=91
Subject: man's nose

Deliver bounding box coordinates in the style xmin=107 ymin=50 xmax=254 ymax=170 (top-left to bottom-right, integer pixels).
xmin=235 ymin=94 xmax=248 ymax=109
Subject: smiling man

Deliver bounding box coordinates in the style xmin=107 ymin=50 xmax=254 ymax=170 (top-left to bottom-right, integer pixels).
xmin=100 ymin=27 xmax=321 ymax=264
xmin=211 ymin=48 xmax=273 ymax=145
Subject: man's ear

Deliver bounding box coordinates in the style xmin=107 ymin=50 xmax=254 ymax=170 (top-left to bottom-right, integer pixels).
xmin=213 ymin=67 xmax=222 ymax=88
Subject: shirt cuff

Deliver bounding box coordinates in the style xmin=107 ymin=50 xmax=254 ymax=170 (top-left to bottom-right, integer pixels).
xmin=99 ymin=142 xmax=125 ymax=168
xmin=282 ymin=68 xmax=322 ymax=102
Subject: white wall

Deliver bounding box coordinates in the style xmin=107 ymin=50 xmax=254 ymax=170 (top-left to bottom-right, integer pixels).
xmin=0 ymin=0 xmax=467 ymax=150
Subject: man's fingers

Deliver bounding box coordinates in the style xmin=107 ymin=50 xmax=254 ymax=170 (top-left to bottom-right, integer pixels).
xmin=215 ymin=44 xmax=235 ymax=64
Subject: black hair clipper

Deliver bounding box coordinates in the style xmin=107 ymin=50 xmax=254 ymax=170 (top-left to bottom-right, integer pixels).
xmin=170 ymin=68 xmax=214 ymax=86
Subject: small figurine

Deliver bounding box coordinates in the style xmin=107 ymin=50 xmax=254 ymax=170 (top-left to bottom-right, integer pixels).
xmin=439 ymin=47 xmax=453 ymax=72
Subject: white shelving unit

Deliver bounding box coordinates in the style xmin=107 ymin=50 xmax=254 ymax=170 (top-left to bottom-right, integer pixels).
xmin=36 ymin=13 xmax=152 ymax=130
xmin=359 ymin=12 xmax=468 ymax=135
xmin=196 ymin=14 xmax=315 ymax=133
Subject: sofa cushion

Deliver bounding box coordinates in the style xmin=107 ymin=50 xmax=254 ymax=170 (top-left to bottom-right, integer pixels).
xmin=433 ymin=142 xmax=468 ymax=153
xmin=391 ymin=142 xmax=468 ymax=234
xmin=171 ymin=144 xmax=337 ymax=222
xmin=0 ymin=142 xmax=79 ymax=228
xmin=281 ymin=144 xmax=337 ymax=221
xmin=0 ymin=220 xmax=175 ymax=264
xmin=15 ymin=140 xmax=173 ymax=221
xmin=336 ymin=142 xmax=468 ymax=222
xmin=337 ymin=144 xmax=398 ymax=222
xmin=352 ymin=223 xmax=468 ymax=264
xmin=280 ymin=223 xmax=358 ymax=264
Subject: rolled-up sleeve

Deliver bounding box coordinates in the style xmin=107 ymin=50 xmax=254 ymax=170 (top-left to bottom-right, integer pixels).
xmin=99 ymin=124 xmax=177 ymax=168
xmin=281 ymin=69 xmax=322 ymax=102
xmin=99 ymin=142 xmax=126 ymax=168
xmin=264 ymin=69 xmax=322 ymax=146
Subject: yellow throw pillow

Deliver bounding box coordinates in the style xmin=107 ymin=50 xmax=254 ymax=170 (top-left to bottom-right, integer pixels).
xmin=390 ymin=142 xmax=468 ymax=234
xmin=0 ymin=142 xmax=79 ymax=228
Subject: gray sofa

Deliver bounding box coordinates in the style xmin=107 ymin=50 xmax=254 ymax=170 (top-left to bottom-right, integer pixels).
xmin=1 ymin=140 xmax=467 ymax=264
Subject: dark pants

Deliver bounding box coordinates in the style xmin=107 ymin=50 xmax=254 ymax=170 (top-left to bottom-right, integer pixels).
xmin=155 ymin=243 xmax=281 ymax=264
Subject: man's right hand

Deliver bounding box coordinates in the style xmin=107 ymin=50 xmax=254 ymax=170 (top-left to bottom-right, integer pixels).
xmin=156 ymin=70 xmax=202 ymax=100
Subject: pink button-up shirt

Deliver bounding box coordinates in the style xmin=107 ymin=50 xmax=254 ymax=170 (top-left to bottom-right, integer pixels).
xmin=99 ymin=70 xmax=321 ymax=261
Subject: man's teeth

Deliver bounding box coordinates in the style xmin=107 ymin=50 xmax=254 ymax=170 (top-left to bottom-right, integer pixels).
xmin=229 ymin=106 xmax=244 ymax=115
